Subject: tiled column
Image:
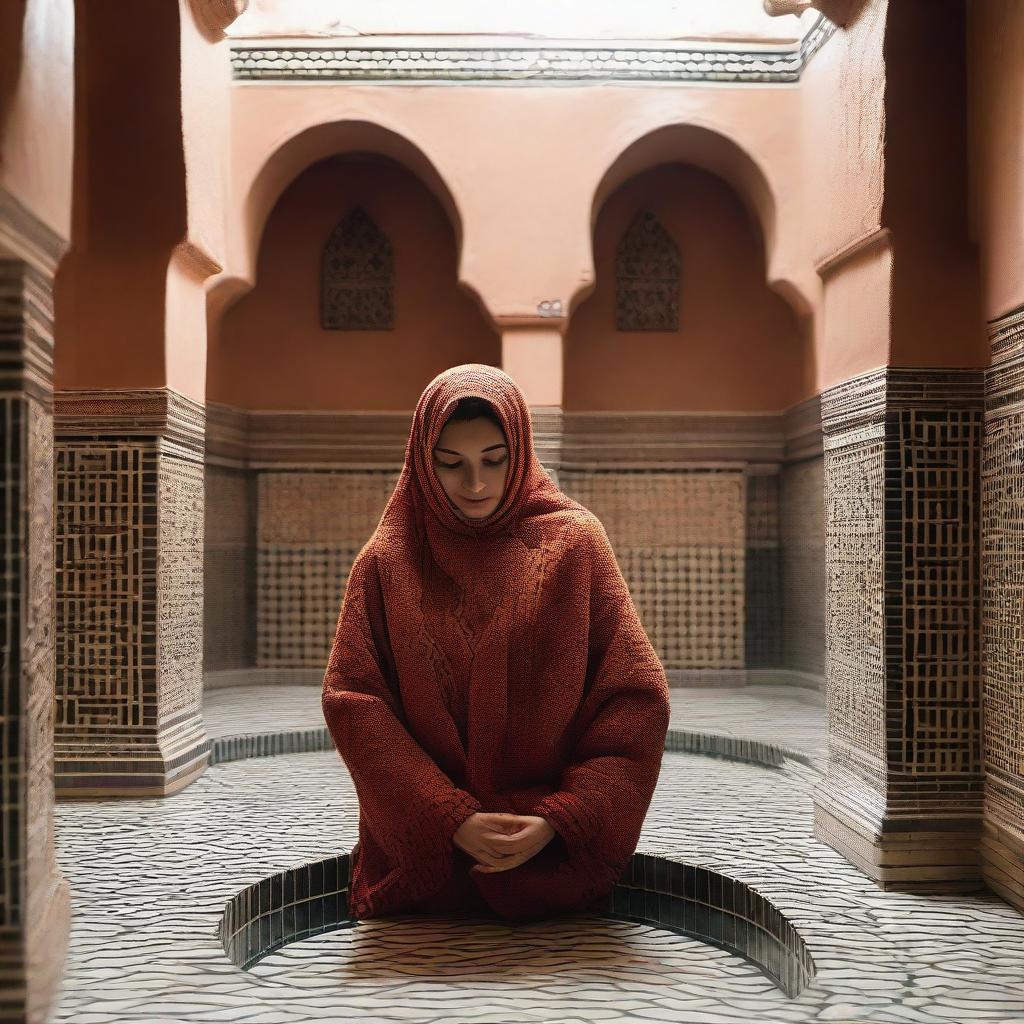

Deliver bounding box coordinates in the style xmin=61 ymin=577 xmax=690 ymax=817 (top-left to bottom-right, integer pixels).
xmin=981 ymin=308 xmax=1024 ymax=911
xmin=814 ymin=367 xmax=985 ymax=889
xmin=0 ymin=194 xmax=72 ymax=1024
xmin=53 ymin=389 xmax=209 ymax=797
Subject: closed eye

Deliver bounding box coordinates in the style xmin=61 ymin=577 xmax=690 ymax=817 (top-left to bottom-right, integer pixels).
xmin=437 ymin=457 xmax=507 ymax=469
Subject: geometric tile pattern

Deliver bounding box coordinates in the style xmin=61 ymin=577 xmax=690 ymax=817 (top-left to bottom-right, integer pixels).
xmin=55 ymin=443 xmax=160 ymax=731
xmin=780 ymin=457 xmax=825 ymax=678
xmin=560 ymin=469 xmax=746 ymax=669
xmin=257 ymin=544 xmax=364 ymax=667
xmin=321 ymin=207 xmax=394 ymax=331
xmin=818 ymin=368 xmax=986 ymax=889
xmin=982 ymin=306 xmax=1024 ymax=912
xmin=256 ymin=470 xmax=399 ymax=667
xmin=615 ymin=211 xmax=680 ymax=332
xmin=48 ymin=739 xmax=1024 ymax=1022
xmin=207 ymin=409 xmax=828 ymax=679
xmin=203 ymin=466 xmax=257 ymax=671
xmin=0 ymin=240 xmax=71 ymax=1024
xmin=157 ymin=455 xmax=205 ymax=720
xmin=53 ymin=389 xmax=210 ymax=796
xmin=745 ymin=471 xmax=782 ymax=669
xmin=891 ymin=407 xmax=982 ymax=782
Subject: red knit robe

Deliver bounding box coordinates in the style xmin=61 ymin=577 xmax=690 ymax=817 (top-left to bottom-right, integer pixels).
xmin=322 ymin=364 xmax=671 ymax=922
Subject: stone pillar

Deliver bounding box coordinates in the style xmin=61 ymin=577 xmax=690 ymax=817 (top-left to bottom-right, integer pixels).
xmin=0 ymin=191 xmax=72 ymax=1024
xmin=814 ymin=367 xmax=985 ymax=890
xmin=500 ymin=321 xmax=565 ymax=480
xmin=53 ymin=388 xmax=209 ymax=797
xmin=981 ymin=307 xmax=1024 ymax=911
xmin=500 ymin=323 xmax=563 ymax=408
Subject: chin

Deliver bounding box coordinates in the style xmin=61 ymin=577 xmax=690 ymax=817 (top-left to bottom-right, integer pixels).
xmin=457 ymin=499 xmax=494 ymax=519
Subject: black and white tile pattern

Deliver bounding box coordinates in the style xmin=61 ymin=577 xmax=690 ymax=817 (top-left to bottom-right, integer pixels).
xmin=49 ymin=683 xmax=1024 ymax=1023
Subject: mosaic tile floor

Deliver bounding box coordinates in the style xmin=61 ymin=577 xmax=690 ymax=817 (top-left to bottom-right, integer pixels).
xmin=50 ymin=684 xmax=1024 ymax=1024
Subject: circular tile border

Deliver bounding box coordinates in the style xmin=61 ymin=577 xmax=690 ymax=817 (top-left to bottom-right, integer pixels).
xmin=218 ymin=851 xmax=816 ymax=998
xmin=208 ymin=726 xmax=803 ymax=771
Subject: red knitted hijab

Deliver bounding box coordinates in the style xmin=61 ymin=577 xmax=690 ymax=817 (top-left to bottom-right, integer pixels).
xmin=381 ymin=361 xmax=577 ymax=545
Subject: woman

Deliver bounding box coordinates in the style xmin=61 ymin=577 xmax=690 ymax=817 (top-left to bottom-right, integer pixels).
xmin=322 ymin=363 xmax=670 ymax=924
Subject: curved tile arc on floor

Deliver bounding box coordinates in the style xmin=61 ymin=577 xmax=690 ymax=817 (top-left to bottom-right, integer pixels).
xmin=208 ymin=725 xmax=801 ymax=771
xmin=217 ymin=850 xmax=816 ymax=998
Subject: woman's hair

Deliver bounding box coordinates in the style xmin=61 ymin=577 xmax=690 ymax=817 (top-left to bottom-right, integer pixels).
xmin=444 ymin=396 xmax=505 ymax=433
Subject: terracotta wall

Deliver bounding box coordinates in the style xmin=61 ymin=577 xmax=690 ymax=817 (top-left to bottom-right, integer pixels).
xmin=883 ymin=0 xmax=985 ymax=367
xmin=800 ymin=0 xmax=985 ymax=382
xmin=799 ymin=0 xmax=889 ymax=390
xmin=212 ymin=155 xmax=499 ymax=410
xmin=0 ymin=0 xmax=74 ymax=238
xmin=53 ymin=0 xmax=186 ymax=391
xmin=800 ymin=2 xmax=886 ymax=272
xmin=226 ymin=8 xmax=968 ymax=398
xmin=225 ymin=84 xmax=813 ymax=358
xmin=968 ymin=0 xmax=1024 ymax=322
xmin=565 ymin=163 xmax=809 ymax=412
xmin=165 ymin=0 xmax=235 ymax=402
xmin=179 ymin=0 xmax=230 ymax=267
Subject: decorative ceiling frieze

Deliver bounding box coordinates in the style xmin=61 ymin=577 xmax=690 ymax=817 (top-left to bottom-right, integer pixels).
xmin=231 ymin=14 xmax=835 ymax=84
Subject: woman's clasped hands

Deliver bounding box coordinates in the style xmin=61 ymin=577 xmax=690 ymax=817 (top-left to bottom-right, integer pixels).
xmin=453 ymin=812 xmax=557 ymax=873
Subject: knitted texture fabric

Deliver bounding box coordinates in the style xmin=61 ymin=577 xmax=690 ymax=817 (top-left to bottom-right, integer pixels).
xmin=322 ymin=363 xmax=671 ymax=922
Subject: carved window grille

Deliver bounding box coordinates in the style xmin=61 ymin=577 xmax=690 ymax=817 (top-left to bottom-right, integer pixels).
xmin=321 ymin=207 xmax=395 ymax=330
xmin=615 ymin=211 xmax=680 ymax=331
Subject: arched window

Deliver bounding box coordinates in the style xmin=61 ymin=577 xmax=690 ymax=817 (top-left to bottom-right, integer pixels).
xmin=615 ymin=211 xmax=680 ymax=331
xmin=321 ymin=207 xmax=395 ymax=330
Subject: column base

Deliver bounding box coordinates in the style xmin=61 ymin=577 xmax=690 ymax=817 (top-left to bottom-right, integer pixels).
xmin=24 ymin=874 xmax=72 ymax=1024
xmin=55 ymin=714 xmax=209 ymax=798
xmin=981 ymin=816 xmax=1024 ymax=913
xmin=814 ymin=788 xmax=983 ymax=892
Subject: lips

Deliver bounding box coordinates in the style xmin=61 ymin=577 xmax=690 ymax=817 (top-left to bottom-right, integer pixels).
xmin=461 ymin=496 xmax=491 ymax=503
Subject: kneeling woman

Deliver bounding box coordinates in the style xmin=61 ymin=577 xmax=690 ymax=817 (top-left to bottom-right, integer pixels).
xmin=322 ymin=363 xmax=671 ymax=923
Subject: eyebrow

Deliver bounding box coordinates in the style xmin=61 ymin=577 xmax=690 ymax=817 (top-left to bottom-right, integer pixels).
xmin=433 ymin=443 xmax=508 ymax=455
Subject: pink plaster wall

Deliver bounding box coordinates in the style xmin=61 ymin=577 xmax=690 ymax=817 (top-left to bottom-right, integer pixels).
xmin=207 ymin=0 xmax=993 ymax=406
xmin=179 ymin=0 xmax=230 ymax=267
xmin=211 ymin=155 xmax=499 ymax=409
xmin=884 ymin=0 xmax=985 ymax=368
xmin=53 ymin=0 xmax=186 ymax=391
xmin=801 ymin=1 xmax=887 ymax=270
xmin=225 ymin=84 xmax=813 ymax=339
xmin=565 ymin=163 xmax=809 ymax=412
xmin=968 ymin=0 xmax=1024 ymax=322
xmin=802 ymin=0 xmax=986 ymax=381
xmin=799 ymin=0 xmax=889 ymax=390
xmin=0 ymin=0 xmax=74 ymax=241
xmin=164 ymin=0 xmax=234 ymax=402
xmin=50 ymin=1 xmax=231 ymax=402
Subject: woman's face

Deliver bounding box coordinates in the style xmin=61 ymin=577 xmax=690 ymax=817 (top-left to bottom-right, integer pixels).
xmin=432 ymin=416 xmax=510 ymax=520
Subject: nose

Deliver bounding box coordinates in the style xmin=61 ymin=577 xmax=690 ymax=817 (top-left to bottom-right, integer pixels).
xmin=463 ymin=466 xmax=485 ymax=494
